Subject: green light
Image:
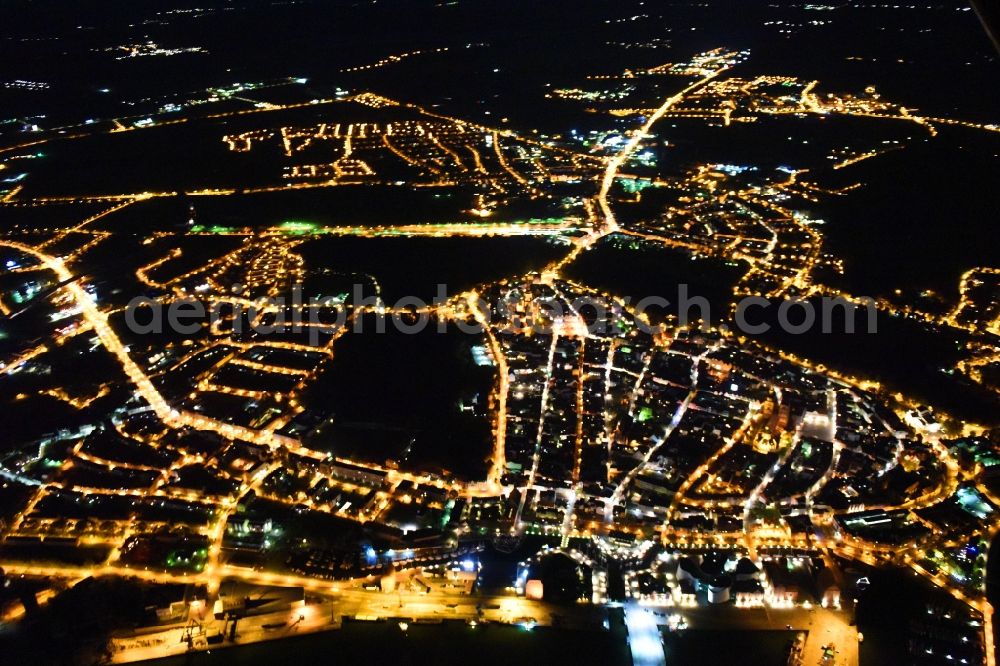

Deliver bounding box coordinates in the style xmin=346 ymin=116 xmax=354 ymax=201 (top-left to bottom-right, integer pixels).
xmin=619 ymin=178 xmax=657 ymax=194
xmin=190 ymin=224 xmax=237 ymax=234
xmin=278 ymin=220 xmax=320 ymax=234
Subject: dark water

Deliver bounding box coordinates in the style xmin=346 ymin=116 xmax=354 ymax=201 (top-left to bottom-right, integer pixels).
xmin=989 ymin=532 xmax=1000 ymax=665
xmin=856 ymin=567 xmax=985 ymax=666
xmin=662 ymin=629 xmax=798 ymax=666
xmin=136 ymin=619 xmax=630 ymax=666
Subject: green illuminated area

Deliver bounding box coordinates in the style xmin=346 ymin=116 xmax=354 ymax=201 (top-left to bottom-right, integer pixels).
xmin=165 ymin=547 xmax=209 ymax=572
xmin=189 ymin=224 xmax=238 ymax=234
xmin=277 ymin=220 xmax=320 ymax=234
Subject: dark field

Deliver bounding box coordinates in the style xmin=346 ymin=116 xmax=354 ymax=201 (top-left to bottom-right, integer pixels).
xmin=302 ymin=317 xmax=495 ymax=481
xmin=298 ymin=234 xmax=568 ymax=303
